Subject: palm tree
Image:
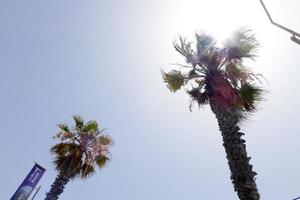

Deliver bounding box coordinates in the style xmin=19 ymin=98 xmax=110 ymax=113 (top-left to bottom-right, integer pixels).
xmin=162 ymin=29 xmax=263 ymax=200
xmin=45 ymin=116 xmax=113 ymax=200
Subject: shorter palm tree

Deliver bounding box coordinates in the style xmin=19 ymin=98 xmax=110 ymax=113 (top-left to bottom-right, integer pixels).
xmin=45 ymin=116 xmax=113 ymax=200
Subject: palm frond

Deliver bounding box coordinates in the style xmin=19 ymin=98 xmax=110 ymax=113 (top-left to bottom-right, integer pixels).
xmin=99 ymin=135 xmax=112 ymax=145
xmin=55 ymin=125 xmax=74 ymax=140
xmin=96 ymin=155 xmax=109 ymax=168
xmin=238 ymin=83 xmax=263 ymax=112
xmin=52 ymin=143 xmax=82 ymax=177
xmin=225 ymin=28 xmax=259 ymax=60
xmin=224 ymin=63 xmax=242 ymax=87
xmin=162 ymin=70 xmax=186 ymax=92
xmin=51 ymin=143 xmax=66 ymax=155
xmin=73 ymin=115 xmax=84 ymax=130
xmin=225 ymin=63 xmax=242 ymax=74
xmin=207 ymin=49 xmax=223 ymax=67
xmin=83 ymin=120 xmax=99 ymax=132
xmin=57 ymin=124 xmax=69 ymax=132
xmin=51 ymin=143 xmax=77 ymax=156
xmin=195 ymin=33 xmax=215 ymax=53
xmin=67 ymin=149 xmax=83 ymax=176
xmin=80 ymin=164 xmax=96 ymax=178
xmin=173 ymin=36 xmax=194 ymax=63
xmin=225 ymin=63 xmax=263 ymax=87
xmin=187 ymin=88 xmax=209 ymax=110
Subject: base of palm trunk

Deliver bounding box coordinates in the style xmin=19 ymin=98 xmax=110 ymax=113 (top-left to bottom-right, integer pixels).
xmin=211 ymin=105 xmax=260 ymax=200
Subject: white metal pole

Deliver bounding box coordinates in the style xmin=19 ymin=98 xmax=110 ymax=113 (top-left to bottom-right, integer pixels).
xmin=30 ymin=185 xmax=41 ymax=200
xmin=259 ymin=0 xmax=300 ymax=44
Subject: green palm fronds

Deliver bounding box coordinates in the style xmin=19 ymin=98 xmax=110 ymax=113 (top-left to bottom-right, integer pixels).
xmin=83 ymin=120 xmax=99 ymax=133
xmin=73 ymin=115 xmax=84 ymax=130
xmin=162 ymin=70 xmax=186 ymax=92
xmin=57 ymin=124 xmax=70 ymax=132
xmin=96 ymin=155 xmax=110 ymax=168
xmin=238 ymin=83 xmax=263 ymax=112
xmin=99 ymin=135 xmax=112 ymax=145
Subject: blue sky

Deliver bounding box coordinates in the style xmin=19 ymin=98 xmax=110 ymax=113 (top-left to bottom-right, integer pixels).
xmin=1 ymin=0 xmax=300 ymax=199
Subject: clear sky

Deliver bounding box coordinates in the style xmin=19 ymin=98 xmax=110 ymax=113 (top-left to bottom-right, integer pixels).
xmin=1 ymin=0 xmax=300 ymax=199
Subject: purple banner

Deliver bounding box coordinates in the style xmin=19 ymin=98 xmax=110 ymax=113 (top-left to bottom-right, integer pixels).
xmin=10 ymin=163 xmax=46 ymax=200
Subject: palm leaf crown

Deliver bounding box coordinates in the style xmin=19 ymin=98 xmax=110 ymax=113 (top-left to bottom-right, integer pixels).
xmin=162 ymin=28 xmax=264 ymax=116
xmin=51 ymin=116 xmax=112 ymax=178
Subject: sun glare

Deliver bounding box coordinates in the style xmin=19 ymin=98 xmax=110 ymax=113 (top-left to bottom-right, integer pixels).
xmin=171 ymin=0 xmax=261 ymax=43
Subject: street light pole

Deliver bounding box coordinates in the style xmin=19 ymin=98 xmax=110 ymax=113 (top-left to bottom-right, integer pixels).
xmin=259 ymin=0 xmax=300 ymax=45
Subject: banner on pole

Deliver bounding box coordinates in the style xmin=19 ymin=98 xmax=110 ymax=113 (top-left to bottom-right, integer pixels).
xmin=10 ymin=163 xmax=46 ymax=200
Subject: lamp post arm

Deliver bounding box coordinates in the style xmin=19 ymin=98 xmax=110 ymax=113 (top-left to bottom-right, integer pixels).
xmin=259 ymin=0 xmax=300 ymax=39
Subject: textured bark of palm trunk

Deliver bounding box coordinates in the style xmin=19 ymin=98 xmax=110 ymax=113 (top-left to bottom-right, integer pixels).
xmin=45 ymin=173 xmax=70 ymax=200
xmin=210 ymin=103 xmax=260 ymax=200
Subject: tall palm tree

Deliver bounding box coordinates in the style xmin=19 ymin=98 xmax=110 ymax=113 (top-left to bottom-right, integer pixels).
xmin=162 ymin=29 xmax=263 ymax=200
xmin=45 ymin=116 xmax=112 ymax=200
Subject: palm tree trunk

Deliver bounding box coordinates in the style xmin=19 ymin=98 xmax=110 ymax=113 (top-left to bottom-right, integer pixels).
xmin=210 ymin=104 xmax=260 ymax=200
xmin=45 ymin=173 xmax=70 ymax=200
